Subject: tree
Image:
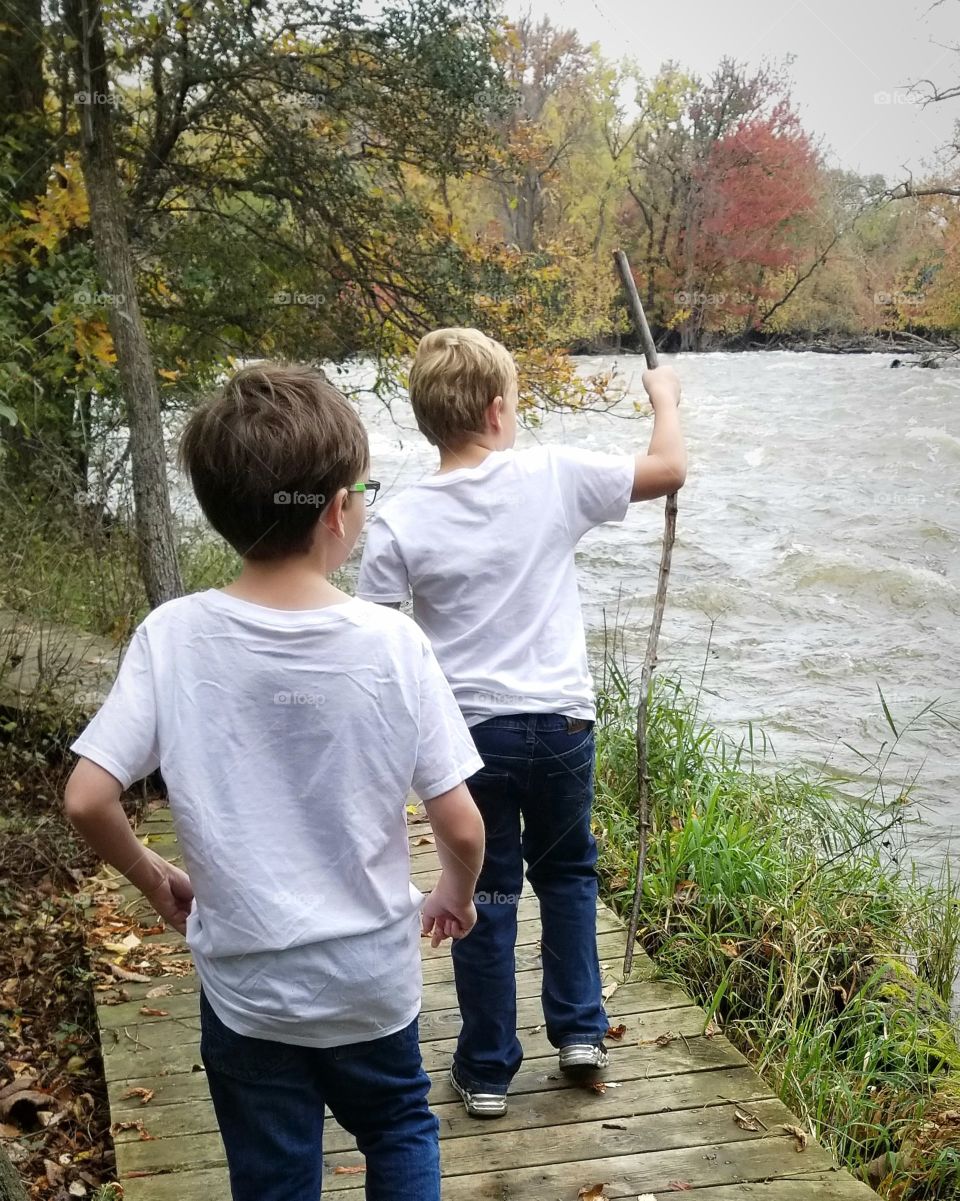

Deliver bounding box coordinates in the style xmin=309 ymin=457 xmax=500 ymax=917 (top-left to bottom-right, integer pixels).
xmin=62 ymin=0 xmax=184 ymax=607
xmin=622 ymin=58 xmax=834 ymax=348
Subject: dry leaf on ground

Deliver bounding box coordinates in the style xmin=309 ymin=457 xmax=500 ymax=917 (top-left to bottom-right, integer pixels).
xmin=605 ymin=1023 xmax=626 ymax=1040
xmin=734 ymin=1108 xmax=762 ymax=1132
xmin=120 ymin=1088 xmax=154 ymax=1106
xmin=782 ymin=1123 xmax=809 ymax=1151
xmin=334 ymin=1165 xmax=366 ymax=1175
xmin=577 ymin=1185 xmax=609 ymax=1201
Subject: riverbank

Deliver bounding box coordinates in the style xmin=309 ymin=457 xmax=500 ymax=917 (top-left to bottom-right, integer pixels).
xmin=574 ymin=328 xmax=959 ymax=359
xmin=593 ymin=666 xmax=960 ymax=1198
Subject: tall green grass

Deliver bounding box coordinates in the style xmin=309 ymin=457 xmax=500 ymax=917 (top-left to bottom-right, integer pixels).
xmin=594 ymin=663 xmax=960 ymax=1198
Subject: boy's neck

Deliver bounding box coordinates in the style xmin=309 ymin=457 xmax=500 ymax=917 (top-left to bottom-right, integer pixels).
xmin=223 ymin=556 xmax=349 ymax=611
xmin=436 ymin=440 xmax=501 ymax=475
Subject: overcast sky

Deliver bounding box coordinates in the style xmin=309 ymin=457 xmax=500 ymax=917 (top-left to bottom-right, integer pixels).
xmin=506 ymin=0 xmax=960 ymax=180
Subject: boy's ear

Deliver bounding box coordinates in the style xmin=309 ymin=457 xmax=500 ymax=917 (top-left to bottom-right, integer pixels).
xmin=319 ymin=488 xmax=347 ymax=541
xmin=488 ymin=395 xmax=505 ymax=433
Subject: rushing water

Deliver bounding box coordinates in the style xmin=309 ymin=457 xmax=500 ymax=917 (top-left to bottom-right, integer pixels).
xmin=350 ymin=350 xmax=959 ymax=852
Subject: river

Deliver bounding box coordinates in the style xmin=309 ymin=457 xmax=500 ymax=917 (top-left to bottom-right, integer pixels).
xmin=350 ymin=350 xmax=959 ymax=854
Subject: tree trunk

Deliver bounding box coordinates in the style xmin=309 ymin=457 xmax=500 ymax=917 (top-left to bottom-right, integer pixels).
xmin=0 ymin=1145 xmax=29 ymax=1201
xmin=0 ymin=0 xmax=47 ymax=196
xmin=62 ymin=0 xmax=183 ymax=607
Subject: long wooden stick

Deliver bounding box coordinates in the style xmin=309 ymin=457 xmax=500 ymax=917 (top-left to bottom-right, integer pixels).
xmin=612 ymin=249 xmax=679 ymax=977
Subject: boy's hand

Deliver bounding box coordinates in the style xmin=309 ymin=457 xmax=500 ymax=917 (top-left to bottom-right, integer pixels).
xmin=140 ymin=852 xmax=194 ymax=936
xmin=642 ymin=365 xmax=681 ymax=409
xmin=421 ymin=876 xmax=477 ymax=948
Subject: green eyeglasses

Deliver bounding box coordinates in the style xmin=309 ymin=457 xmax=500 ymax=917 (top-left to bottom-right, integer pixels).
xmin=347 ymin=479 xmax=381 ymax=507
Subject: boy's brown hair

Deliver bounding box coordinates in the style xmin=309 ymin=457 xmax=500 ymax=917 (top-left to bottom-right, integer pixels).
xmin=408 ymin=328 xmax=517 ymax=448
xmin=179 ymin=363 xmax=368 ymax=561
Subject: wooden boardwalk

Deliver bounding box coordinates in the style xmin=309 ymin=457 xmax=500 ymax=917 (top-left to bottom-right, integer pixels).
xmin=93 ymin=806 xmax=876 ymax=1200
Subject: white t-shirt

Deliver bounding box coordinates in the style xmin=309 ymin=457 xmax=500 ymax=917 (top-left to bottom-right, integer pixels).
xmin=357 ymin=445 xmax=634 ymax=725
xmin=71 ymin=590 xmax=482 ymax=1047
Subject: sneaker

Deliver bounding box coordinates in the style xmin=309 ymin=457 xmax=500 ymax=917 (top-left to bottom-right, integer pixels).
xmin=559 ymin=1043 xmax=609 ymax=1073
xmin=449 ymin=1063 xmax=508 ymax=1119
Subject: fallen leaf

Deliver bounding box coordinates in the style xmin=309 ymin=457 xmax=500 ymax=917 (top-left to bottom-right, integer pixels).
xmin=120 ymin=1088 xmax=155 ymax=1106
xmin=577 ymin=1186 xmax=608 ymax=1201
xmin=415 ymin=836 xmax=434 ymax=846
xmin=103 ymin=962 xmax=152 ymax=983
xmin=145 ymin=985 xmax=173 ymax=999
xmin=586 ymin=1081 xmax=607 ymax=1095
xmin=646 ymin=1032 xmax=675 ymax=1048
xmin=138 ymin=1007 xmax=169 ymax=1017
xmin=637 ymin=1195 xmax=658 ymax=1201
xmin=668 ymin=1183 xmax=693 ymax=1192
xmin=782 ymin=1123 xmax=809 ymax=1152
xmin=734 ymin=1108 xmax=761 ymax=1132
xmin=601 ymin=981 xmax=619 ymax=1002
xmin=68 ymin=1183 xmax=87 ymax=1197
xmin=601 ymin=1121 xmax=626 ymax=1130
xmin=334 ymin=1165 xmax=366 ymax=1175
xmin=704 ymin=1020 xmax=722 ymax=1039
xmin=605 ymin=1023 xmax=626 ymax=1041
xmin=719 ymin=941 xmax=740 ymax=959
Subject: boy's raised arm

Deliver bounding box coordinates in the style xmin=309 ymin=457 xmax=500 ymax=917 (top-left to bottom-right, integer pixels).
xmin=631 ymin=365 xmax=687 ymax=502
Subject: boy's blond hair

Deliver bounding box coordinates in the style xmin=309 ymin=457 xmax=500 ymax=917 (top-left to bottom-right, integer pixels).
xmin=408 ymin=328 xmax=517 ymax=448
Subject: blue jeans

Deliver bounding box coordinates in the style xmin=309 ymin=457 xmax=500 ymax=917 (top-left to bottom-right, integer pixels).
xmin=199 ymin=992 xmax=439 ymax=1201
xmin=451 ymin=714 xmax=608 ymax=1093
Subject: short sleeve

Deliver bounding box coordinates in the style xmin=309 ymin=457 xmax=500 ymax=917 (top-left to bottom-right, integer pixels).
xmin=412 ymin=641 xmax=484 ymax=802
xmin=549 ymin=445 xmax=635 ymax=543
xmin=70 ymin=627 xmax=160 ymax=789
xmin=357 ymin=514 xmax=411 ymax=604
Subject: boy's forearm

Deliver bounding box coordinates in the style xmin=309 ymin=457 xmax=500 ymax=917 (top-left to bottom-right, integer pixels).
xmin=425 ymin=784 xmax=484 ymax=898
xmin=647 ymin=403 xmax=686 ymax=477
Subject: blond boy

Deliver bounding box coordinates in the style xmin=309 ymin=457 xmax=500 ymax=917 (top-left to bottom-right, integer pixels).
xmin=358 ymin=330 xmax=685 ymax=1116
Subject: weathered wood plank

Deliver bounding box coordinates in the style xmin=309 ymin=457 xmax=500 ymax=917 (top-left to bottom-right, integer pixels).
xmin=109 ymin=1007 xmax=719 ymax=1104
xmin=99 ymin=969 xmax=685 ymax=1032
xmin=101 ymin=992 xmax=709 ymax=1084
xmin=427 ymin=1140 xmax=871 ymax=1201
xmin=113 ymin=1054 xmax=768 ymax=1142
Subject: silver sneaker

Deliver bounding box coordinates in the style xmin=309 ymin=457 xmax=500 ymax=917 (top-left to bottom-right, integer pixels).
xmin=449 ymin=1064 xmax=508 ymax=1118
xmin=559 ymin=1043 xmax=609 ymax=1073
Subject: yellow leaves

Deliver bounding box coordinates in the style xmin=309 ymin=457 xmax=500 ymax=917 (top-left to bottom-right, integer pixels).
xmin=157 ymin=368 xmax=180 ymax=382
xmin=72 ymin=318 xmax=116 ymax=367
xmin=13 ymin=157 xmax=90 ymax=256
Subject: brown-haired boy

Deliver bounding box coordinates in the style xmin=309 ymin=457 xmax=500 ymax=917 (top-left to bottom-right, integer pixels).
xmin=358 ymin=329 xmax=685 ymax=1117
xmin=64 ymin=364 xmax=485 ymax=1199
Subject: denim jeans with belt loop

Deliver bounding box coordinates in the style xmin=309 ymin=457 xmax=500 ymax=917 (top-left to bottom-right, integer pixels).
xmin=451 ymin=712 xmax=609 ymax=1093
